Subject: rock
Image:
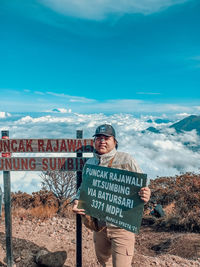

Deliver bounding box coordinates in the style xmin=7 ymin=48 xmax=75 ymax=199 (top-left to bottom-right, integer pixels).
xmin=35 ymin=250 xmax=67 ymax=267
xmin=14 ymin=257 xmax=21 ymax=263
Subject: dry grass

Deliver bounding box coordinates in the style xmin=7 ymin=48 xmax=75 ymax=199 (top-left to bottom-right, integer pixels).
xmin=2 ymin=172 xmax=199 ymax=232
xmin=1 ymin=193 xmax=74 ymax=222
xmin=12 ymin=206 xmax=58 ymax=220
xmin=1 ymin=205 xmax=58 ymax=221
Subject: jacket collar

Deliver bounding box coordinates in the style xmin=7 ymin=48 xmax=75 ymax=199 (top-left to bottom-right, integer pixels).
xmin=94 ymin=148 xmax=117 ymax=161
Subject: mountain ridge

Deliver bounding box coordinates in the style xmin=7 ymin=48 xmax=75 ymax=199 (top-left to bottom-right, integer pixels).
xmin=170 ymin=115 xmax=200 ymax=134
xmin=145 ymin=115 xmax=200 ymax=135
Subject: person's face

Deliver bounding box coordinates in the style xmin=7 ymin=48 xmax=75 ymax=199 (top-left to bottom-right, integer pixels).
xmin=94 ymin=135 xmax=116 ymax=155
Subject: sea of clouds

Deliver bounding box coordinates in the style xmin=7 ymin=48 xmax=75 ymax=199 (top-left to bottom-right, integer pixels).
xmin=0 ymin=111 xmax=199 ymax=193
xmin=41 ymin=0 xmax=189 ymax=20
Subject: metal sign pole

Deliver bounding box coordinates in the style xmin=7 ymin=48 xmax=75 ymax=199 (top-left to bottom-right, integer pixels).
xmin=76 ymin=130 xmax=83 ymax=267
xmin=1 ymin=130 xmax=13 ymax=267
xmin=0 ymin=186 xmax=2 ymax=218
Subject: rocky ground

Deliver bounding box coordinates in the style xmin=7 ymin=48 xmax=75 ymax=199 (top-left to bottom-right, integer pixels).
xmin=0 ymin=216 xmax=200 ymax=267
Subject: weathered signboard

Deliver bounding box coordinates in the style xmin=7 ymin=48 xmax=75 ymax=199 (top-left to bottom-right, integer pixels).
xmin=1 ymin=132 xmax=94 ymax=267
xmin=0 ymin=138 xmax=93 ymax=171
xmin=0 ymin=139 xmax=93 ymax=153
xmin=78 ymin=164 xmax=147 ymax=233
xmin=0 ymin=157 xmax=88 ymax=171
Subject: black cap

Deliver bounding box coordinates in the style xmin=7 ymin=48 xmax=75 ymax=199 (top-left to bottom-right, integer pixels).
xmin=93 ymin=124 xmax=116 ymax=138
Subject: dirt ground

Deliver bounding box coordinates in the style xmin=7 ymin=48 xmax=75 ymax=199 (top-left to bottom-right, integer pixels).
xmin=0 ymin=216 xmax=200 ymax=267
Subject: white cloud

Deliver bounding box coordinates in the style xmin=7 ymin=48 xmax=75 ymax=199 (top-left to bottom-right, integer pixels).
xmin=46 ymin=91 xmax=95 ymax=103
xmin=0 ymin=88 xmax=198 ymax=114
xmin=51 ymin=108 xmax=68 ymax=113
xmin=0 ymin=112 xmax=11 ymax=118
xmin=136 ymin=92 xmax=161 ymax=95
xmin=78 ymin=99 xmax=195 ymax=114
xmin=40 ymin=0 xmax=189 ymax=20
xmin=187 ymin=55 xmax=200 ymax=69
xmin=3 ymin=172 xmax=42 ymax=194
xmin=153 ymin=139 xmax=183 ymax=150
xmin=46 ymin=108 xmax=72 ymax=113
xmin=34 ymin=91 xmax=45 ymax=95
xmin=175 ymin=112 xmax=191 ymax=118
xmin=69 ymin=97 xmax=94 ymax=103
xmin=15 ymin=115 xmax=75 ymax=125
xmin=0 ymin=112 xmax=199 ymax=193
xmin=189 ymin=55 xmax=200 ymax=61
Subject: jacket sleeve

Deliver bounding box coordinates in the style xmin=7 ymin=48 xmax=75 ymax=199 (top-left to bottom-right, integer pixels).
xmin=128 ymin=154 xmax=142 ymax=173
xmin=113 ymin=152 xmax=142 ymax=173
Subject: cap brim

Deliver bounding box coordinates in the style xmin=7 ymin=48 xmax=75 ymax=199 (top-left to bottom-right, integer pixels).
xmin=93 ymin=133 xmax=113 ymax=137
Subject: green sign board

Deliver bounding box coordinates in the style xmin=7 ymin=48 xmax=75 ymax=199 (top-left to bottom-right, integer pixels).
xmin=78 ymin=164 xmax=147 ymax=233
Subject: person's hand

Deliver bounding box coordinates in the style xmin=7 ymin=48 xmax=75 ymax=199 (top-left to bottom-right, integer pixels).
xmin=138 ymin=187 xmax=151 ymax=203
xmin=72 ymin=200 xmax=86 ymax=215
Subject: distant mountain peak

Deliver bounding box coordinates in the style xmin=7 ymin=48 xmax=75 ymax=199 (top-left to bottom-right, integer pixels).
xmin=170 ymin=115 xmax=200 ymax=134
xmin=144 ymin=127 xmax=160 ymax=134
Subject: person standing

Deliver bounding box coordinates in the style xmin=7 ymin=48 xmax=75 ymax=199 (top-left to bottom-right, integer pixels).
xmin=73 ymin=124 xmax=151 ymax=267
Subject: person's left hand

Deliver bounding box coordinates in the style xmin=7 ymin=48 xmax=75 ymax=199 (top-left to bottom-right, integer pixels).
xmin=138 ymin=187 xmax=151 ymax=203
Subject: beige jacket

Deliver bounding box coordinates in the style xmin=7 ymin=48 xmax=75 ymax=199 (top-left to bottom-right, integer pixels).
xmin=87 ymin=147 xmax=142 ymax=173
xmin=76 ymin=148 xmax=142 ymax=200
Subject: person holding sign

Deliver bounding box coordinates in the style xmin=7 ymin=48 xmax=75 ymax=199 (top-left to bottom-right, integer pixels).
xmin=72 ymin=124 xmax=151 ymax=267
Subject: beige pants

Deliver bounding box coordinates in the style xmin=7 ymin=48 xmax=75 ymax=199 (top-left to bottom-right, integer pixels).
xmin=93 ymin=227 xmax=135 ymax=267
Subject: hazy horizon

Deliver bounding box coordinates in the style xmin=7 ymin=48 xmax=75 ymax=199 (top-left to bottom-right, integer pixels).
xmin=0 ymin=111 xmax=199 ymax=193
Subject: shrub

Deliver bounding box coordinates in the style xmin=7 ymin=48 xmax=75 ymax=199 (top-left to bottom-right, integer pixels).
xmin=145 ymin=173 xmax=200 ymax=232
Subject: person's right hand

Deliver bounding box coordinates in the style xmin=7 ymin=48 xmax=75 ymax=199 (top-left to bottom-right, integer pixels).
xmin=72 ymin=200 xmax=86 ymax=215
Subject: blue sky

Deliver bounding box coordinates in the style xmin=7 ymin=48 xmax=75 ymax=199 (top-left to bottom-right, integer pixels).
xmin=1 ymin=0 xmax=200 ymax=192
xmin=0 ymin=0 xmax=200 ymax=114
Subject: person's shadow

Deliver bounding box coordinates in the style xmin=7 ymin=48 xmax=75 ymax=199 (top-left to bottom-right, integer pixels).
xmin=0 ymin=232 xmax=68 ymax=267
